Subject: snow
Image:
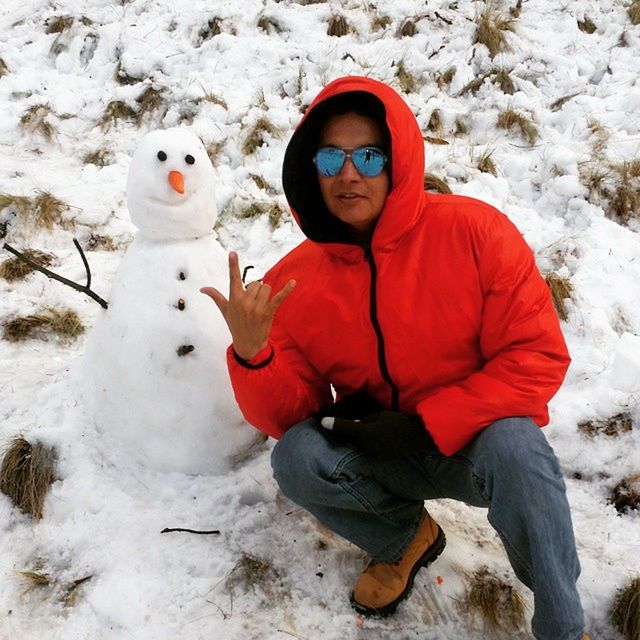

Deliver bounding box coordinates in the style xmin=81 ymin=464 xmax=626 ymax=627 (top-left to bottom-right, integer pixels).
xmin=1 ymin=1 xmax=639 ymax=639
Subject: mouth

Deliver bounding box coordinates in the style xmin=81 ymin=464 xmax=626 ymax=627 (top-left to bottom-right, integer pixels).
xmin=337 ymin=193 xmax=364 ymax=201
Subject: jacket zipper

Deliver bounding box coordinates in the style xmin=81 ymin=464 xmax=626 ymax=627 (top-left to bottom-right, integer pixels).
xmin=363 ymin=243 xmax=400 ymax=411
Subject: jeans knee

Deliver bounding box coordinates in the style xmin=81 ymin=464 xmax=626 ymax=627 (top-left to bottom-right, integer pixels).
xmin=474 ymin=417 xmax=562 ymax=484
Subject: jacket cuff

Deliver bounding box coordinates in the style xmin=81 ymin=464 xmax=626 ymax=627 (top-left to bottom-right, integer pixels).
xmin=232 ymin=344 xmax=274 ymax=369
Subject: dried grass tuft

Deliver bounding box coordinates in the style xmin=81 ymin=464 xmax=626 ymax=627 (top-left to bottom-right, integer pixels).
xmin=86 ymin=234 xmax=117 ymax=251
xmin=544 ymin=272 xmax=573 ymax=321
xmin=474 ymin=4 xmax=516 ymax=58
xmin=611 ymin=474 xmax=640 ymax=515
xmin=395 ymin=60 xmax=418 ymax=94
xmin=20 ymin=105 xmax=57 ymax=141
xmin=509 ymin=0 xmax=523 ymax=18
xmin=398 ymin=19 xmax=416 ymax=37
xmin=610 ymin=576 xmax=640 ymax=640
xmin=477 ymin=149 xmax=497 ymax=176
xmin=257 ymin=15 xmax=282 ymax=34
xmin=467 ymin=566 xmax=526 ymax=631
xmin=497 ymin=109 xmax=538 ymax=144
xmin=0 ymin=58 xmax=8 ymax=77
xmin=427 ymin=109 xmax=443 ymax=134
xmin=82 ymin=149 xmax=113 ymax=166
xmin=578 ymin=412 xmax=633 ymax=438
xmin=436 ymin=66 xmax=456 ymax=89
xmin=577 ymin=16 xmax=597 ymax=34
xmin=3 ymin=308 xmax=85 ymax=343
xmin=135 ymin=85 xmax=167 ymax=122
xmin=371 ymin=14 xmax=391 ymax=31
xmin=100 ymin=100 xmax=137 ymax=129
xmin=0 ymin=437 xmax=56 ymax=519
xmin=424 ymin=173 xmax=452 ymax=194
xmin=33 ymin=191 xmax=70 ymax=229
xmin=0 ymin=250 xmax=53 ymax=281
xmin=250 ymin=174 xmax=276 ymax=195
xmin=45 ymin=15 xmax=74 ymax=34
xmin=0 ymin=193 xmax=32 ymax=219
xmin=199 ymin=91 xmax=228 ymax=110
xmin=242 ymin=117 xmax=280 ymax=156
xmin=459 ymin=71 xmax=491 ymax=96
xmin=630 ymin=1 xmax=640 ymax=25
xmin=494 ymin=68 xmax=516 ymax=94
xmin=21 ymin=570 xmax=51 ymax=589
xmin=225 ymin=553 xmax=280 ymax=594
xmin=454 ymin=116 xmax=469 ymax=136
xmin=550 ymin=93 xmax=580 ymax=112
xmin=114 ymin=60 xmax=140 ymax=86
xmin=327 ymin=14 xmax=351 ymax=37
xmin=609 ymin=160 xmax=640 ymax=225
xmin=198 ymin=17 xmax=222 ymax=45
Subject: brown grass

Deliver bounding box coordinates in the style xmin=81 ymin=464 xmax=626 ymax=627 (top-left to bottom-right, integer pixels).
xmin=327 ymin=14 xmax=351 ymax=37
xmin=454 ymin=116 xmax=469 ymax=136
xmin=250 ymin=174 xmax=276 ymax=195
xmin=467 ymin=566 xmax=526 ymax=631
xmin=45 ymin=15 xmax=74 ymax=34
xmin=0 ymin=193 xmax=32 ymax=219
xmin=21 ymin=570 xmax=51 ymax=589
xmin=86 ymin=234 xmax=117 ymax=251
xmin=100 ymin=100 xmax=137 ymax=129
xmin=398 ymin=19 xmax=416 ymax=37
xmin=474 ymin=4 xmax=516 ymax=58
xmin=3 ymin=308 xmax=85 ymax=343
xmin=0 ymin=250 xmax=53 ymax=281
xmin=424 ymin=173 xmax=452 ymax=194
xmin=550 ymin=93 xmax=580 ymax=112
xmin=494 ymin=68 xmax=515 ymax=94
xmin=0 ymin=58 xmax=8 ymax=77
xmin=20 ymin=105 xmax=56 ymax=141
xmin=459 ymin=71 xmax=492 ymax=96
xmin=436 ymin=66 xmax=456 ymax=89
xmin=396 ymin=60 xmax=418 ymax=94
xmin=497 ymin=109 xmax=538 ymax=144
xmin=225 ymin=553 xmax=280 ymax=595
xmin=371 ymin=14 xmax=391 ymax=31
xmin=114 ymin=60 xmax=140 ymax=86
xmin=509 ymin=0 xmax=523 ymax=18
xmin=610 ymin=474 xmax=640 ymax=515
xmin=83 ymin=149 xmax=113 ymax=166
xmin=544 ymin=273 xmax=573 ymax=321
xmin=427 ymin=109 xmax=442 ymax=134
xmin=257 ymin=16 xmax=281 ymax=34
xmin=242 ymin=117 xmax=280 ymax=155
xmin=578 ymin=412 xmax=633 ymax=438
xmin=33 ymin=191 xmax=70 ymax=229
xmin=577 ymin=16 xmax=597 ymax=34
xmin=630 ymin=1 xmax=640 ymax=25
xmin=135 ymin=86 xmax=167 ymax=122
xmin=477 ymin=149 xmax=497 ymax=176
xmin=0 ymin=437 xmax=56 ymax=519
xmin=198 ymin=17 xmax=222 ymax=45
xmin=610 ymin=576 xmax=640 ymax=640
xmin=198 ymin=91 xmax=228 ymax=110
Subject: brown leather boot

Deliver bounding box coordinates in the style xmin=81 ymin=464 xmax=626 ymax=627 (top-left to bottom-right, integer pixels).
xmin=350 ymin=510 xmax=446 ymax=617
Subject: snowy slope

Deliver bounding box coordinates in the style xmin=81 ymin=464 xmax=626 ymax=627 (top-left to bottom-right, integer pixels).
xmin=1 ymin=1 xmax=639 ymax=638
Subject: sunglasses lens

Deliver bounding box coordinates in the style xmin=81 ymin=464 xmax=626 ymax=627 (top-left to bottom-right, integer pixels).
xmin=352 ymin=147 xmax=386 ymax=177
xmin=315 ymin=148 xmax=346 ymax=176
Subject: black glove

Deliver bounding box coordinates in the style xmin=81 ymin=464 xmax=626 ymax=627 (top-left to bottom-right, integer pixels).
xmin=319 ymin=410 xmax=436 ymax=460
xmin=314 ymin=390 xmax=384 ymax=421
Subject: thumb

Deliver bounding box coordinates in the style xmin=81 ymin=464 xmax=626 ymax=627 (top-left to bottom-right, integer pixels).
xmin=200 ymin=286 xmax=228 ymax=315
xmin=320 ymin=416 xmax=362 ymax=437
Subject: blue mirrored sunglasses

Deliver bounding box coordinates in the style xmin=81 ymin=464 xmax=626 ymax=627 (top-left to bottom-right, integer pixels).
xmin=314 ymin=146 xmax=387 ymax=177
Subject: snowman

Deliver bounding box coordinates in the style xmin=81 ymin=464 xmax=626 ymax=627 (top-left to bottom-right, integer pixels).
xmin=83 ymin=128 xmax=263 ymax=475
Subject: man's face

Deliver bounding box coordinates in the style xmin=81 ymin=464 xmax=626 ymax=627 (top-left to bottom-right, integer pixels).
xmin=317 ymin=112 xmax=390 ymax=237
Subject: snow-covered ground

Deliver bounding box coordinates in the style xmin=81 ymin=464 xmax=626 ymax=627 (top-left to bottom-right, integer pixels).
xmin=1 ymin=1 xmax=639 ymax=638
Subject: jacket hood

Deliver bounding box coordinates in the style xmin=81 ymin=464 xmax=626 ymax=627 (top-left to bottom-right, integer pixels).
xmin=282 ymin=76 xmax=425 ymax=252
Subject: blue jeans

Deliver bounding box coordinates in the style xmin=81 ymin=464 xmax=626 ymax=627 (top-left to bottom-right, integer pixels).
xmin=271 ymin=416 xmax=584 ymax=640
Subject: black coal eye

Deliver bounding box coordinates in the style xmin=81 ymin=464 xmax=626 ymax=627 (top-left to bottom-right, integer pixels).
xmin=157 ymin=150 xmax=167 ymax=161
xmin=185 ymin=154 xmax=195 ymax=165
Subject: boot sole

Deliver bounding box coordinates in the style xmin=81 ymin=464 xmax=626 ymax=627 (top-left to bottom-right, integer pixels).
xmin=350 ymin=526 xmax=447 ymax=618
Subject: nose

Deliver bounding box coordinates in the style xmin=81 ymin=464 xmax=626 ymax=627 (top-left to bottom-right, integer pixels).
xmin=337 ymin=156 xmax=360 ymax=180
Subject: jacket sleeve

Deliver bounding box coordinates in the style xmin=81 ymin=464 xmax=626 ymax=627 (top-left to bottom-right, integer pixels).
xmin=415 ymin=215 xmax=571 ymax=455
xmin=227 ymin=317 xmax=333 ymax=440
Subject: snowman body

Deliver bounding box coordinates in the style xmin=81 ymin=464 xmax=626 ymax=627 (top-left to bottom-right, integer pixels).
xmin=84 ymin=128 xmax=260 ymax=474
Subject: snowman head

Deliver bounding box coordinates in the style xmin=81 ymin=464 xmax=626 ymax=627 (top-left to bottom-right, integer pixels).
xmin=126 ymin=128 xmax=217 ymax=241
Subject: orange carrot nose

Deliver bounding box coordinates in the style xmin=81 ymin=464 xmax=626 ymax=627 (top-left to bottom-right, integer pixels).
xmin=168 ymin=170 xmax=185 ymax=194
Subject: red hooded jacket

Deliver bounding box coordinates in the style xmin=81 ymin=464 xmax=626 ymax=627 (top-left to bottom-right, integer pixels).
xmin=226 ymin=76 xmax=571 ymax=456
